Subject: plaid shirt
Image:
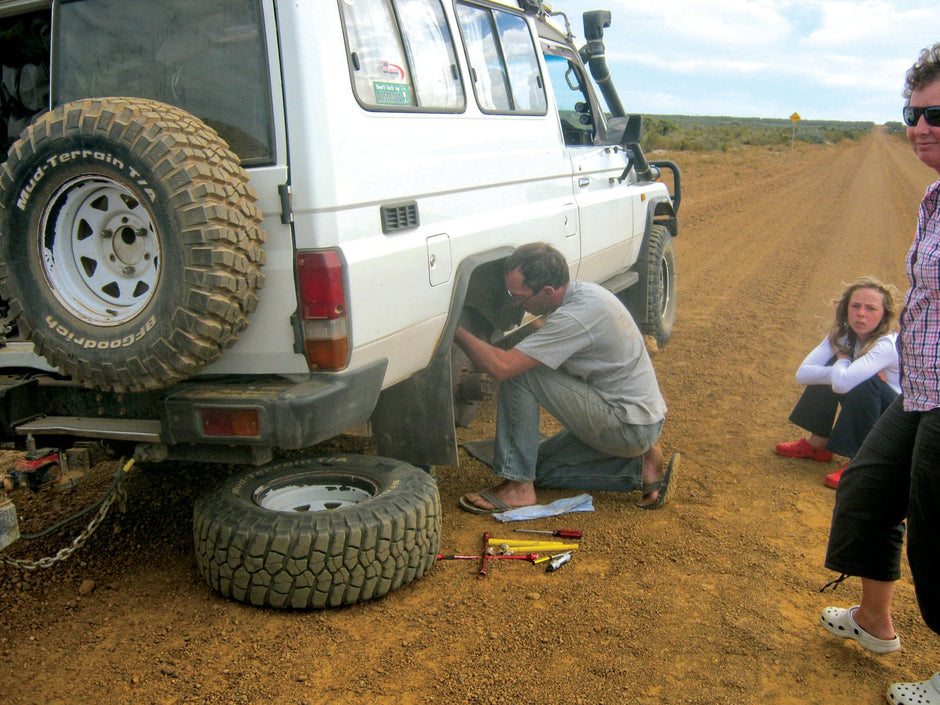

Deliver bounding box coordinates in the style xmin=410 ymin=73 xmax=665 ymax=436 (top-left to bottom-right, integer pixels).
xmin=900 ymin=178 xmax=940 ymax=411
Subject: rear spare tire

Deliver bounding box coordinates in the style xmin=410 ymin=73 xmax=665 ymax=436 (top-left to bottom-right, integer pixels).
xmin=0 ymin=97 xmax=265 ymax=391
xmin=193 ymin=454 xmax=442 ymax=609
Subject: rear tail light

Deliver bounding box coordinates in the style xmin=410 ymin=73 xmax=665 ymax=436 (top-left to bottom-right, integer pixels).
xmin=296 ymin=250 xmax=349 ymax=369
xmin=201 ymin=408 xmax=260 ymax=437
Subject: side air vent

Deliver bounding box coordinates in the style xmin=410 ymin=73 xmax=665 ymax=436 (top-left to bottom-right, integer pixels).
xmin=381 ymin=202 xmax=419 ymax=234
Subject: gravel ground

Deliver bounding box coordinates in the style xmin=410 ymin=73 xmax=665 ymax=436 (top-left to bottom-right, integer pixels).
xmin=2 ymin=131 xmax=940 ymax=705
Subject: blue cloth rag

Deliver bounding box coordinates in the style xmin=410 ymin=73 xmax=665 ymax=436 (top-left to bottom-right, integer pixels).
xmin=493 ymin=493 xmax=594 ymax=522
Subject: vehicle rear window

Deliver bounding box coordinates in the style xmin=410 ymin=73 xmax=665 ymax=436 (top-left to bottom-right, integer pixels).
xmin=340 ymin=0 xmax=465 ymax=113
xmin=53 ymin=0 xmax=275 ymax=165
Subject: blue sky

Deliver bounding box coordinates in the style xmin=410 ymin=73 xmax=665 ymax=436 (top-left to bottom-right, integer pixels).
xmin=555 ymin=0 xmax=940 ymax=123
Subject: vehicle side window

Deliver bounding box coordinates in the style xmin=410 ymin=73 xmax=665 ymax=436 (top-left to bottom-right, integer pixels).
xmin=542 ymin=50 xmax=596 ymax=146
xmin=340 ymin=0 xmax=464 ymax=112
xmin=455 ymin=3 xmax=546 ymax=115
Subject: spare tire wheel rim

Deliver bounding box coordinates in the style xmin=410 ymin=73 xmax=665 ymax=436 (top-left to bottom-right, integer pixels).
xmin=41 ymin=175 xmax=160 ymax=326
xmin=252 ymin=473 xmax=379 ymax=512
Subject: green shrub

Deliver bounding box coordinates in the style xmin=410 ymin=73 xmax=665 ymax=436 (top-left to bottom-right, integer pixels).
xmin=634 ymin=115 xmax=875 ymax=152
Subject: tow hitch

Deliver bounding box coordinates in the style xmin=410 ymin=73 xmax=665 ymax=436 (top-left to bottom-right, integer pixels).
xmin=3 ymin=442 xmax=103 ymax=494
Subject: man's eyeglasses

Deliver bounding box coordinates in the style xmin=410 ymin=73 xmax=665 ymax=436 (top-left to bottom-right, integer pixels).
xmin=902 ymin=105 xmax=940 ymax=127
xmin=507 ymin=288 xmax=537 ymax=306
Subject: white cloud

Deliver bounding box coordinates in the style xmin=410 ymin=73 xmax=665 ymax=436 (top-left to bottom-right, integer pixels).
xmin=804 ymin=1 xmax=933 ymax=45
xmin=604 ymin=0 xmax=790 ymax=46
xmin=558 ymin=0 xmax=940 ymax=121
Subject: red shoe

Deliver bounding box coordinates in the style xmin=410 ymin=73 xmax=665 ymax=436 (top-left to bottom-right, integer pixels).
xmin=775 ymin=438 xmax=834 ymax=462
xmin=825 ymin=463 xmax=847 ymax=489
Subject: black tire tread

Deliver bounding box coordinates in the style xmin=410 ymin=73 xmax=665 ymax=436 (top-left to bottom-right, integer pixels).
xmin=193 ymin=456 xmax=441 ymax=609
xmin=0 ymin=97 xmax=265 ymax=391
xmin=640 ymin=224 xmax=677 ymax=346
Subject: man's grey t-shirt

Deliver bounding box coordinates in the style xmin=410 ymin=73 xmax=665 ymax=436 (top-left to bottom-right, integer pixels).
xmin=514 ymin=280 xmax=666 ymax=425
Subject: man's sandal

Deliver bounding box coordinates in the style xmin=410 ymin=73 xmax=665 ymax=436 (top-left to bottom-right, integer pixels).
xmin=638 ymin=453 xmax=679 ymax=509
xmin=458 ymin=490 xmax=511 ymax=515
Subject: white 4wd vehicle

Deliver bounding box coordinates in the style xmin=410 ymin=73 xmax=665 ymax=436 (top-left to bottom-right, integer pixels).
xmin=0 ymin=0 xmax=679 ymax=607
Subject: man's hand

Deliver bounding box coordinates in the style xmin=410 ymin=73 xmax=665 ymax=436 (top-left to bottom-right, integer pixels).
xmin=454 ymin=326 xmax=539 ymax=381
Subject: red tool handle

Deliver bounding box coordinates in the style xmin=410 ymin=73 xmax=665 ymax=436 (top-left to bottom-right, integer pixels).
xmin=553 ymin=529 xmax=582 ymax=538
xmin=479 ymin=532 xmax=490 ymax=578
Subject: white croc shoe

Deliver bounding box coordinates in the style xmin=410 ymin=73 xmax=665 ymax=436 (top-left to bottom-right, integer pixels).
xmin=820 ymin=605 xmax=901 ymax=654
xmin=886 ymin=672 xmax=940 ymax=705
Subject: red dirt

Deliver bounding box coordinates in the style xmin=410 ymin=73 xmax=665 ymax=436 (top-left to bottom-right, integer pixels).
xmin=2 ymin=129 xmax=939 ymax=705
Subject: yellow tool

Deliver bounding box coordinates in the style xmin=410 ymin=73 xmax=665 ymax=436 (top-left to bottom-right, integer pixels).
xmin=488 ymin=539 xmax=579 ymax=552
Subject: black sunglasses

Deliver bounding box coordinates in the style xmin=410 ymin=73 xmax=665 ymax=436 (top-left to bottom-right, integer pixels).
xmin=902 ymin=105 xmax=940 ymax=127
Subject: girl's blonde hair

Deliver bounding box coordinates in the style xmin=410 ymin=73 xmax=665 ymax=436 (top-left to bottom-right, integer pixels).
xmin=828 ymin=276 xmax=900 ymax=356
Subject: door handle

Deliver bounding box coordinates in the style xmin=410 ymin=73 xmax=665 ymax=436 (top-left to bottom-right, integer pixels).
xmin=578 ymin=177 xmax=590 ymax=188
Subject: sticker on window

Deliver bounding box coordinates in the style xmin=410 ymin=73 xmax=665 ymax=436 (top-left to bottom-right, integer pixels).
xmin=374 ymin=82 xmax=412 ymax=105
xmin=380 ymin=62 xmax=405 ymax=80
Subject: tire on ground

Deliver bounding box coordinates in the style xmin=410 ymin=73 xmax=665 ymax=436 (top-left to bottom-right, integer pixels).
xmin=0 ymin=97 xmax=265 ymax=391
xmin=622 ymin=223 xmax=677 ymax=347
xmin=193 ymin=454 xmax=442 ymax=609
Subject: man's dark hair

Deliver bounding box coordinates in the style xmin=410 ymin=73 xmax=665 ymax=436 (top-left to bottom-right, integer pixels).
xmin=503 ymin=242 xmax=570 ymax=292
xmin=905 ymin=43 xmax=940 ymax=99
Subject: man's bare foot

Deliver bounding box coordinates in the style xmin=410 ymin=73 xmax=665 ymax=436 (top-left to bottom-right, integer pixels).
xmin=461 ymin=479 xmax=537 ymax=511
xmin=637 ymin=446 xmax=665 ymax=507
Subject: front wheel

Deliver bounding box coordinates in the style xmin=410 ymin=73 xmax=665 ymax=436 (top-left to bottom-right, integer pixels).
xmin=193 ymin=454 xmax=441 ymax=609
xmin=622 ymin=224 xmax=677 ymax=347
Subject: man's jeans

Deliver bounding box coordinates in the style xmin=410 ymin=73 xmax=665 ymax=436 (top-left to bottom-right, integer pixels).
xmin=491 ymin=365 xmax=662 ymax=491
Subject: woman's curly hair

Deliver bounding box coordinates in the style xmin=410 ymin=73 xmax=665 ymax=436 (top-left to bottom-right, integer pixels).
xmin=904 ymin=43 xmax=940 ymax=99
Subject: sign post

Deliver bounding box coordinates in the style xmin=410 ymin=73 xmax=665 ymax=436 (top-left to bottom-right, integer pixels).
xmin=790 ymin=112 xmax=801 ymax=149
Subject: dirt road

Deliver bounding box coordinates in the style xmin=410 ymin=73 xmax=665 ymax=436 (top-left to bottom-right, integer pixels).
xmin=2 ymin=129 xmax=939 ymax=705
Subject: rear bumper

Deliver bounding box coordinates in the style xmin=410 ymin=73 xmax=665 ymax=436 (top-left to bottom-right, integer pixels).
xmin=0 ymin=360 xmax=388 ymax=451
xmin=162 ymin=360 xmax=388 ymax=448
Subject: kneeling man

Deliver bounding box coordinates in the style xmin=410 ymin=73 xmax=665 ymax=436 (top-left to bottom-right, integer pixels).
xmin=456 ymin=242 xmax=678 ymax=513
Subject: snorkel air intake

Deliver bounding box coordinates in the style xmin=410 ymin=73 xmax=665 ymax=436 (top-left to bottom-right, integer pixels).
xmin=580 ymin=11 xmax=624 ymax=117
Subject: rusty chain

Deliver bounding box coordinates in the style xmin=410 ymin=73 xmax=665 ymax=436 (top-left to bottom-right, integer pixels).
xmin=0 ymin=458 xmax=133 ymax=571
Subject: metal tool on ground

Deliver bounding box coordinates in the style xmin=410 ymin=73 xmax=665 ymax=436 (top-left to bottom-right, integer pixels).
xmin=487 ymin=539 xmax=579 ymax=552
xmin=493 ymin=544 xmax=578 ymax=555
xmin=533 ymin=551 xmax=574 ymax=565
xmin=487 ymin=538 xmax=577 ymax=546
xmin=545 ymin=551 xmax=573 ymax=572
xmin=514 ymin=528 xmax=582 ymax=539
xmin=437 ymin=553 xmax=539 ymax=562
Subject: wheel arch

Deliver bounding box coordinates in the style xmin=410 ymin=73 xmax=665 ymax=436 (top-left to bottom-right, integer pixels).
xmin=369 ymin=246 xmax=516 ymax=466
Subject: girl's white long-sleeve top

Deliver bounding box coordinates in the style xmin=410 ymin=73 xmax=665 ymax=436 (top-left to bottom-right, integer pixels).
xmin=795 ymin=333 xmax=900 ymax=395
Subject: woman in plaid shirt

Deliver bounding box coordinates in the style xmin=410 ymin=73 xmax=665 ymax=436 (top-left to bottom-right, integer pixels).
xmin=819 ymin=42 xmax=940 ymax=705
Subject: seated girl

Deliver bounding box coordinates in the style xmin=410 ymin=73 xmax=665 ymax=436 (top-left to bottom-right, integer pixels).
xmin=776 ymin=277 xmax=900 ymax=488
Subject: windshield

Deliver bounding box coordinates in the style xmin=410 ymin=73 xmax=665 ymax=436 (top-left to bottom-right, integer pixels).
xmin=53 ymin=0 xmax=274 ymax=164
